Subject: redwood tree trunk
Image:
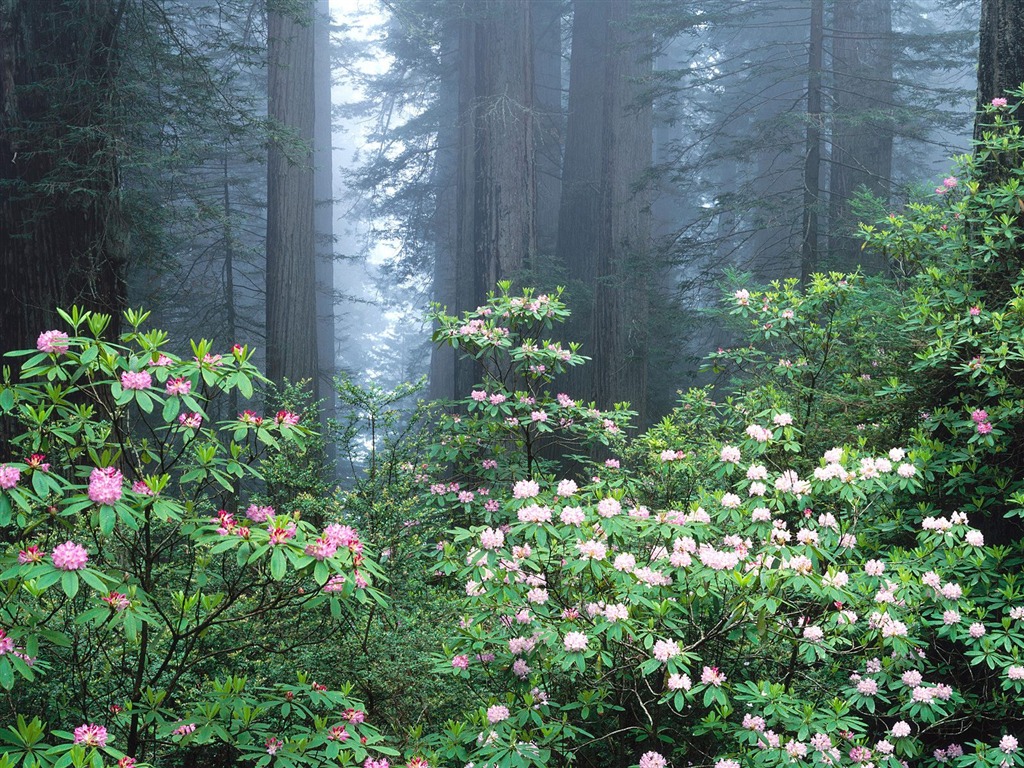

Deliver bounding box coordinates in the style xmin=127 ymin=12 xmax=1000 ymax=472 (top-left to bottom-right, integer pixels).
xmin=557 ymin=0 xmax=652 ymax=419
xmin=266 ymin=0 xmax=318 ymax=394
xmin=801 ymin=0 xmax=823 ymax=283
xmin=432 ymin=0 xmax=536 ymax=400
xmin=828 ymin=0 xmax=894 ymax=274
xmin=0 ymin=0 xmax=127 ymax=353
xmin=975 ymin=0 xmax=1024 ymax=140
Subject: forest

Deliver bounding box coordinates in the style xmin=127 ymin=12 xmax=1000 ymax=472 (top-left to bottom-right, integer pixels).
xmin=1 ymin=0 xmax=1024 ymax=767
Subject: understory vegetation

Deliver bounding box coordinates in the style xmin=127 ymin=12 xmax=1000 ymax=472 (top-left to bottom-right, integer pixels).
xmin=2 ymin=95 xmax=1024 ymax=768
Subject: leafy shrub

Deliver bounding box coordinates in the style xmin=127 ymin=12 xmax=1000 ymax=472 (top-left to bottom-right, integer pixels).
xmin=0 ymin=308 xmax=396 ymax=768
xmin=413 ymin=288 xmax=1024 ymax=768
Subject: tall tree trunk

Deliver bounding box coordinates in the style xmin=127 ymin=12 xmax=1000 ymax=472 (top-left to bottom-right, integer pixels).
xmin=801 ymin=0 xmax=823 ymax=283
xmin=975 ymin=0 xmax=1024 ymax=140
xmin=557 ymin=0 xmax=652 ymax=419
xmin=532 ymin=0 xmax=563 ymax=265
xmin=0 ymin=0 xmax=127 ymax=353
xmin=428 ymin=19 xmax=460 ymax=402
xmin=828 ymin=0 xmax=893 ymax=274
xmin=313 ymin=0 xmax=336 ymax=436
xmin=432 ymin=0 xmax=537 ymax=400
xmin=267 ymin=0 xmax=318 ymax=394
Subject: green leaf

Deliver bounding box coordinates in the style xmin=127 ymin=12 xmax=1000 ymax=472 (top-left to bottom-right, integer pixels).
xmin=61 ymin=571 xmax=80 ymax=599
xmin=270 ymin=548 xmax=286 ymax=580
xmin=99 ymin=505 xmax=115 ymax=535
xmin=162 ymin=396 xmax=181 ymax=422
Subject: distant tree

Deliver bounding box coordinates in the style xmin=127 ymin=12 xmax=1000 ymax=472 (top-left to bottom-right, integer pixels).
xmin=557 ymin=0 xmax=653 ymax=419
xmin=975 ymin=0 xmax=1024 ymax=138
xmin=314 ymin=0 xmax=337 ymax=428
xmin=0 ymin=0 xmax=129 ymax=350
xmin=801 ymin=0 xmax=824 ymax=281
xmin=430 ymin=0 xmax=538 ymax=400
xmin=267 ymin=0 xmax=318 ymax=393
xmin=828 ymin=0 xmax=895 ymax=273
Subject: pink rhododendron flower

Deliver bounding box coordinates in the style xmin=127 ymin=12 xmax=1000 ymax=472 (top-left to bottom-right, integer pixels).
xmin=275 ymin=410 xmax=299 ymax=425
xmin=73 ymin=724 xmax=108 ymax=747
xmin=720 ymin=493 xmax=741 ymax=509
xmin=856 ymin=678 xmax=878 ymax=695
xmin=576 ymin=539 xmax=607 ymax=560
xmin=52 ymin=541 xmax=88 ymax=570
xmin=668 ymin=673 xmax=691 ymax=691
xmin=720 ymin=445 xmax=741 ymax=463
xmin=993 ymin=97 xmax=1008 ymax=107
xmin=613 ymin=553 xmax=636 ymax=572
xmin=864 ymin=559 xmax=885 ymax=576
xmin=120 ymin=370 xmax=152 ymax=390
xmin=639 ymin=751 xmax=667 ymax=768
xmin=102 ymin=592 xmax=130 ymax=611
xmin=701 ymin=665 xmax=726 ymax=686
xmin=556 ymin=479 xmax=578 ymax=496
xmin=802 ymin=626 xmax=824 ymax=642
xmin=267 ymin=522 xmax=296 ymax=545
xmin=470 ymin=390 xmax=487 ymax=402
xmin=173 ymin=723 xmax=196 ymax=736
xmin=652 ymin=639 xmax=681 ymax=662
xmin=563 ymin=631 xmax=588 ymax=652
xmin=968 ymin=622 xmax=986 ymax=638
xmin=37 ymin=330 xmax=69 ymax=354
xmin=1000 ymin=736 xmax=1019 ymax=754
xmin=246 ymin=504 xmax=275 ymax=523
xmin=480 ymin=527 xmax=504 ymax=550
xmin=512 ymin=479 xmax=540 ymax=498
xmin=18 ymin=546 xmax=44 ymax=564
xmin=486 ymin=704 xmax=510 ymax=723
xmin=0 ymin=464 xmax=20 ymax=490
xmin=178 ymin=412 xmax=202 ymax=428
xmin=745 ymin=424 xmax=771 ymax=442
xmin=560 ymin=506 xmax=584 ymax=525
xmin=773 ymin=412 xmax=793 ymax=426
xmin=132 ymin=480 xmax=153 ymax=496
xmin=165 ymin=377 xmax=191 ymax=395
xmin=88 ymin=467 xmax=123 ymax=504
xmin=596 ymin=497 xmax=621 ymax=517
xmin=891 ymin=721 xmax=912 ymax=738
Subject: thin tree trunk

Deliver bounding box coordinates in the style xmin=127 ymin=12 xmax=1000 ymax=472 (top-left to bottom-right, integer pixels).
xmin=801 ymin=0 xmax=823 ymax=283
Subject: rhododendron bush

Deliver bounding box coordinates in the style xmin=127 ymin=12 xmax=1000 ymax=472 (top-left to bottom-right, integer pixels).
xmin=409 ymin=287 xmax=1024 ymax=768
xmin=0 ymin=308 xmax=396 ymax=767
xmin=5 ymin=96 xmax=1024 ymax=768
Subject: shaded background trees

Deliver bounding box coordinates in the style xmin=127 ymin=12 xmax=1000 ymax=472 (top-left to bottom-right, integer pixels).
xmin=0 ymin=0 xmax=991 ymax=424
